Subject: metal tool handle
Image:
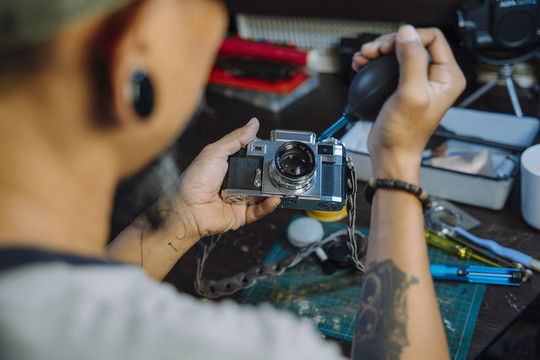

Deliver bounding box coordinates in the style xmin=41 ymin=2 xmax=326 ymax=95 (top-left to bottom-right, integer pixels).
xmin=453 ymin=227 xmax=532 ymax=267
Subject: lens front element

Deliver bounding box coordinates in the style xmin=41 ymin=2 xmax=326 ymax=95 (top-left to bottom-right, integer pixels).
xmin=281 ymin=151 xmax=312 ymax=176
xmin=271 ymin=142 xmax=316 ymax=191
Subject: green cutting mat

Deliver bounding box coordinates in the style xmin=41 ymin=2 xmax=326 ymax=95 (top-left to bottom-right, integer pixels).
xmin=237 ymin=220 xmax=486 ymax=360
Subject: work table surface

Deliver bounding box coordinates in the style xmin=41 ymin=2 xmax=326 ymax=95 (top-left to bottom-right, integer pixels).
xmin=166 ymin=73 xmax=540 ymax=359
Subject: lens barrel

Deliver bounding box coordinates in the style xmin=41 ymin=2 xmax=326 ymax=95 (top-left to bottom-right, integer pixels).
xmin=271 ymin=142 xmax=316 ymax=191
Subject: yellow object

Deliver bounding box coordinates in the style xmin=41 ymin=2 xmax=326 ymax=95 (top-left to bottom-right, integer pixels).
xmin=424 ymin=230 xmax=502 ymax=268
xmin=306 ymin=205 xmax=348 ymax=222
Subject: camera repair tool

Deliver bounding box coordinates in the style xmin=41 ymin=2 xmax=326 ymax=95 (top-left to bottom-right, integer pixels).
xmin=425 ymin=230 xmax=503 ymax=268
xmin=451 ymin=226 xmax=540 ymax=272
xmin=424 ymin=202 xmax=531 ymax=281
xmin=430 ymin=264 xmax=522 ymax=286
xmin=425 ymin=203 xmax=540 ymax=273
xmin=286 ymin=217 xmax=338 ymax=274
xmin=319 ymin=54 xmax=399 ymax=141
xmin=318 ymin=54 xmax=526 ymax=153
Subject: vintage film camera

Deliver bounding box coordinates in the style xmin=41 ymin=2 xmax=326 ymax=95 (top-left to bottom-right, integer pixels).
xmin=458 ymin=0 xmax=540 ymax=51
xmin=221 ymin=130 xmax=347 ymax=211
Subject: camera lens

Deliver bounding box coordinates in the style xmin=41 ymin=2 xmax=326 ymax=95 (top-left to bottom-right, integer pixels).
xmin=271 ymin=142 xmax=316 ymax=191
xmin=276 ymin=142 xmax=315 ymax=179
xmin=281 ymin=152 xmax=311 ymax=176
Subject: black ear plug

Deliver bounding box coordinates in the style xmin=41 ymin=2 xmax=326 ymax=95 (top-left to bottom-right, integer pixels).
xmin=130 ymin=70 xmax=154 ymax=118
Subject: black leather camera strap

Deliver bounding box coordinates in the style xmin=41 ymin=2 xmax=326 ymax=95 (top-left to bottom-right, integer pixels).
xmin=193 ymin=157 xmax=367 ymax=299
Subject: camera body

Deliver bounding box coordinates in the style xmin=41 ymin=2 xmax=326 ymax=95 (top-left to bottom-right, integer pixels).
xmin=221 ymin=130 xmax=347 ymax=211
xmin=458 ymin=0 xmax=540 ymax=51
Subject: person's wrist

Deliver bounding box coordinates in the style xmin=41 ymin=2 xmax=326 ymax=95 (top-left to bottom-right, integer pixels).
xmin=370 ymin=152 xmax=421 ymax=185
xmin=372 ymin=166 xmax=420 ymax=185
xmin=174 ymin=196 xmax=204 ymax=240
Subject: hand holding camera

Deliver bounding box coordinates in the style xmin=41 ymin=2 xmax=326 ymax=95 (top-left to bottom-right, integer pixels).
xmin=177 ymin=118 xmax=281 ymax=239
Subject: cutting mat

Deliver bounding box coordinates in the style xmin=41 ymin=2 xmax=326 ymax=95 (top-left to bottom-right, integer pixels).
xmin=237 ymin=220 xmax=486 ymax=360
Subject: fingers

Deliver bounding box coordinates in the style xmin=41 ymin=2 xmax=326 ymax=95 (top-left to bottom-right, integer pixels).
xmin=361 ymin=33 xmax=396 ymax=58
xmin=352 ymin=33 xmax=396 ymax=71
xmin=352 ymin=25 xmax=465 ymax=100
xmin=351 ymin=52 xmax=369 ymax=72
xmin=351 ymin=25 xmax=456 ymax=68
xmin=416 ymin=28 xmax=458 ymax=67
xmin=394 ymin=25 xmax=429 ymax=100
xmin=245 ymin=196 xmax=281 ymax=224
xmin=204 ymin=117 xmax=260 ymax=159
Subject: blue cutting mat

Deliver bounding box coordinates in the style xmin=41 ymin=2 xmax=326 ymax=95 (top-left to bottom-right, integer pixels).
xmin=237 ymin=220 xmax=486 ymax=360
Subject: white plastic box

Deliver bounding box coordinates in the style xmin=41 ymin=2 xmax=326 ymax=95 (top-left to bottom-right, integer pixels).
xmin=341 ymin=107 xmax=540 ymax=210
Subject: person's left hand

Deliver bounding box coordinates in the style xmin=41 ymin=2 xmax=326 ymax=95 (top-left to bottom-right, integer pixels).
xmin=176 ymin=118 xmax=281 ymax=238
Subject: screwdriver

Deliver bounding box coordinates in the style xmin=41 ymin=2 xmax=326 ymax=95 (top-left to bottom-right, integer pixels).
xmin=426 ymin=229 xmax=533 ymax=282
xmin=451 ymin=226 xmax=540 ymax=272
xmin=425 ymin=230 xmax=502 ymax=268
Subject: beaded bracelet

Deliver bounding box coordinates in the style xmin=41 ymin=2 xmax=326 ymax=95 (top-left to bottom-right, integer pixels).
xmin=363 ymin=178 xmax=432 ymax=212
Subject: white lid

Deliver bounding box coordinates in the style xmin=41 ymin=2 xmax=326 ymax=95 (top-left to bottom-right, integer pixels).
xmin=287 ymin=217 xmax=324 ymax=248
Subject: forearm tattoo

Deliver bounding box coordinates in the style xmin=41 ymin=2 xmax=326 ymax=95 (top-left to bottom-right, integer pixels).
xmin=353 ymin=259 xmax=419 ymax=360
xmin=139 ymin=208 xmax=187 ymax=267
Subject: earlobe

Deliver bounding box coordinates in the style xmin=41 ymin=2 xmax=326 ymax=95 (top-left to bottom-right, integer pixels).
xmin=123 ymin=67 xmax=154 ymax=119
xmin=99 ymin=0 xmax=157 ymax=126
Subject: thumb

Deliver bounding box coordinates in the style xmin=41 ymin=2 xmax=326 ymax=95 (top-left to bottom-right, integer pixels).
xmin=238 ymin=117 xmax=260 ymax=146
xmin=214 ymin=117 xmax=260 ymax=157
xmin=395 ymin=25 xmax=429 ymax=97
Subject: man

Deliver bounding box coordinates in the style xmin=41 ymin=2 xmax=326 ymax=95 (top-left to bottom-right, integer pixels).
xmin=0 ymin=0 xmax=465 ymax=358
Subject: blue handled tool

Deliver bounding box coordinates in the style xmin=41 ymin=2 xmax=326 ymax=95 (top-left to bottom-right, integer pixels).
xmin=451 ymin=226 xmax=540 ymax=272
xmin=430 ymin=264 xmax=522 ymax=286
xmin=319 ymin=114 xmax=353 ymax=141
xmin=424 ymin=203 xmax=540 ymax=273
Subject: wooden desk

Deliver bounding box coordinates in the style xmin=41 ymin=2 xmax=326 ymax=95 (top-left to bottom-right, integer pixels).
xmin=166 ymin=73 xmax=540 ymax=359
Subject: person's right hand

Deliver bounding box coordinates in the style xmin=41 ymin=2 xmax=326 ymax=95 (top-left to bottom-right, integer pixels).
xmin=352 ymin=25 xmax=466 ymax=182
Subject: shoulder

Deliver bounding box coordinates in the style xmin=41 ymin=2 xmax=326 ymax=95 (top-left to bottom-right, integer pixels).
xmin=0 ymin=263 xmax=345 ymax=360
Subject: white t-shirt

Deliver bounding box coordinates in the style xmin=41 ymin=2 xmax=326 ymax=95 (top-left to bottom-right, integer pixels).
xmin=0 ymin=249 xmax=346 ymax=360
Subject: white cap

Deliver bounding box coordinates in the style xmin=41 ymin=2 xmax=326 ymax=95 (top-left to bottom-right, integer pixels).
xmin=287 ymin=217 xmax=324 ymax=248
